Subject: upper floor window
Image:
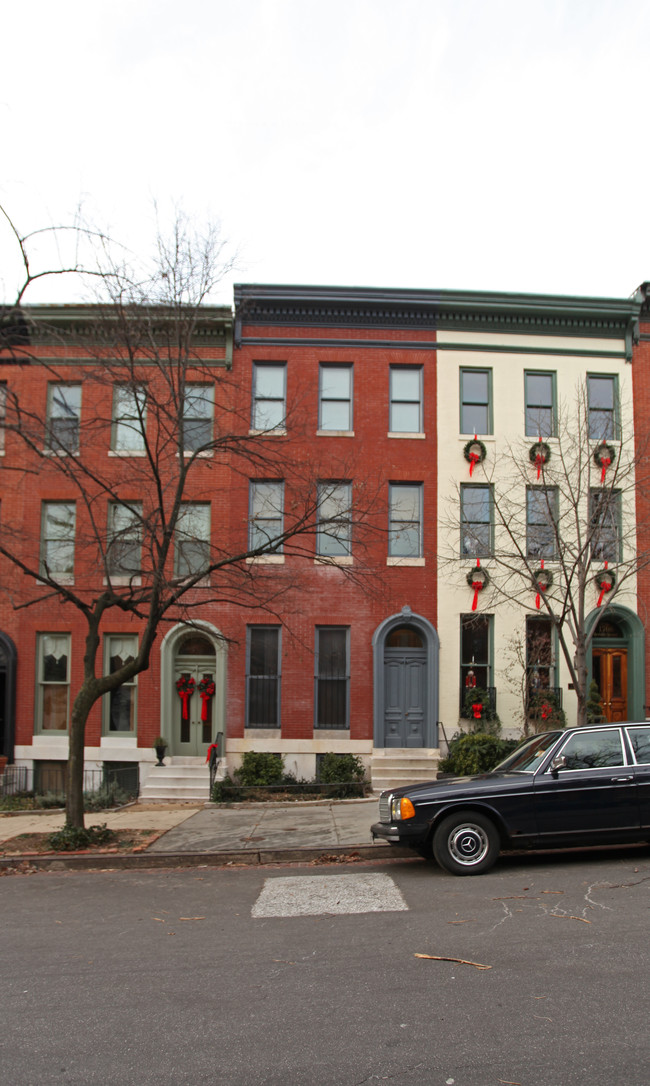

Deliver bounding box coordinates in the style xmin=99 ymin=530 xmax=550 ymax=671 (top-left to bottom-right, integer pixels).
xmin=526 ymin=487 xmax=558 ymax=560
xmin=317 ymin=482 xmax=351 ymax=557
xmin=588 ymin=375 xmax=618 ymax=441
xmin=525 ymin=372 xmax=555 ymax=438
xmin=390 ymin=366 xmax=422 ymax=433
xmin=112 ymin=385 xmax=147 ymax=452
xmin=315 ymin=627 xmax=349 ymax=729
xmin=252 ymin=363 xmax=286 ymax=431
xmin=389 ymin=484 xmax=422 ymax=558
xmin=182 ymin=385 xmax=213 ymax=452
xmin=46 ymin=384 xmax=81 ymax=453
xmin=37 ymin=633 xmax=70 ymax=732
xmin=319 ymin=365 xmax=352 ymax=431
xmin=175 ymin=503 xmax=211 ymax=578
xmin=249 ymin=481 xmax=284 ymax=551
xmin=246 ymin=626 xmax=280 ymax=726
xmin=104 ymin=634 xmax=138 ymax=734
xmin=460 ymin=368 xmax=491 ymax=435
xmin=461 ymin=484 xmax=492 ymax=557
xmin=41 ymin=501 xmax=76 ymax=580
xmin=107 ymin=501 xmax=142 ymax=578
xmin=590 ymin=488 xmax=621 ymax=563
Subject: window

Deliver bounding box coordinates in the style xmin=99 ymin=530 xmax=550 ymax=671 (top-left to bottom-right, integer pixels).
xmin=588 ymin=375 xmax=617 ymax=441
xmin=525 ymin=372 xmax=555 ymax=438
xmin=558 ymin=729 xmax=624 ymax=770
xmin=460 ymin=369 xmax=491 ymax=435
xmin=319 ymin=365 xmax=352 ymax=431
xmin=526 ymin=615 xmax=553 ymax=694
xmin=46 ymin=384 xmax=81 ymax=453
xmin=526 ymin=487 xmax=558 ymax=559
xmin=41 ymin=502 xmax=76 ymax=579
xmin=460 ymin=485 xmax=492 ymax=557
xmin=460 ymin=614 xmax=491 ymax=693
xmin=315 ymin=628 xmax=349 ymax=728
xmin=390 ymin=367 xmax=422 ymax=433
xmin=317 ymin=483 xmax=351 ymax=557
xmin=627 ymin=726 xmax=650 ymax=764
xmin=388 ymin=484 xmax=422 ymax=558
xmin=249 ymin=481 xmax=284 ymax=551
xmin=175 ymin=503 xmax=211 ymax=578
xmin=37 ymin=634 xmax=70 ymax=732
xmin=104 ymin=635 xmax=138 ymax=733
xmin=590 ymin=488 xmax=621 ymax=562
xmin=112 ymin=385 xmax=146 ymax=452
xmin=247 ymin=627 xmax=280 ymax=726
xmin=107 ymin=502 xmax=142 ymax=578
xmin=182 ymin=384 xmax=213 ymax=452
xmin=252 ymin=364 xmax=286 ymax=431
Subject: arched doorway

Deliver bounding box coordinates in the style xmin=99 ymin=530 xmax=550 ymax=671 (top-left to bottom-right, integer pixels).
xmin=373 ymin=607 xmax=439 ymax=748
xmin=587 ymin=605 xmax=645 ymax=723
xmin=160 ymin=623 xmax=227 ymax=757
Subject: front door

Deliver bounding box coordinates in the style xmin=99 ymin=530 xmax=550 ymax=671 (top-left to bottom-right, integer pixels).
xmin=593 ymin=649 xmax=628 ymax=722
xmin=383 ymin=649 xmax=426 ymax=747
xmin=173 ymin=657 xmax=216 ymax=756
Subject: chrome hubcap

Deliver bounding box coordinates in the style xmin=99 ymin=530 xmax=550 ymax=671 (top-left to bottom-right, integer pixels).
xmin=448 ymin=823 xmax=489 ymax=866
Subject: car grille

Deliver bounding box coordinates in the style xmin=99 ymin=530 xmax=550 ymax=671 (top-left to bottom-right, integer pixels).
xmin=379 ymin=793 xmax=391 ymax=823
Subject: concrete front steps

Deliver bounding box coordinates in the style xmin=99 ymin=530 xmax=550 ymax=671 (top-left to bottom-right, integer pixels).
xmin=140 ymin=757 xmax=220 ymax=802
xmin=371 ymin=748 xmax=440 ymax=793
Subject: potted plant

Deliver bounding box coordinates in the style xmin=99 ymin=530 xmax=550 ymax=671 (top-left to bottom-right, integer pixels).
xmin=153 ymin=736 xmax=168 ymax=766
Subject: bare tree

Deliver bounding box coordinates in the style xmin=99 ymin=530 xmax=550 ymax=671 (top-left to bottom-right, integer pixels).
xmin=447 ymin=385 xmax=649 ymax=730
xmin=0 ymin=214 xmax=383 ymax=827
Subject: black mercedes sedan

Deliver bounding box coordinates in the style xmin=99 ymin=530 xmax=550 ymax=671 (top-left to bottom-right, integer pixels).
xmin=371 ymin=722 xmax=650 ymax=875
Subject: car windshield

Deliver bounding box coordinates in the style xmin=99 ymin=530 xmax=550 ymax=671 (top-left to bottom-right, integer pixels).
xmin=492 ymin=731 xmax=562 ymax=773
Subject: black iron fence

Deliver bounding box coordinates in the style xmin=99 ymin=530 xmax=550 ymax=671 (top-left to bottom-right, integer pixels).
xmin=0 ymin=763 xmax=139 ymax=804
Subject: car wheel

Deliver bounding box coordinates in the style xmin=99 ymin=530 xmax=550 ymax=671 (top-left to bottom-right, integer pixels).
xmin=432 ymin=810 xmax=500 ymax=876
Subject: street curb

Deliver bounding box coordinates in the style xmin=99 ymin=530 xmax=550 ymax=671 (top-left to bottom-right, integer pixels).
xmin=0 ymin=842 xmax=408 ymax=873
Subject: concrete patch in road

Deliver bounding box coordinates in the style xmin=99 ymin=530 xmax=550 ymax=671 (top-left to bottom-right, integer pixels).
xmin=251 ymin=872 xmax=409 ymax=917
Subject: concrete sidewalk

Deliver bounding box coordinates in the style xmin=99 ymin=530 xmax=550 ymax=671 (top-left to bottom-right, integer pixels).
xmin=0 ymin=797 xmax=402 ymax=870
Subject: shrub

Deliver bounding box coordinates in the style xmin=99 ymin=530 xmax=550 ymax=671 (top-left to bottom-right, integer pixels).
xmin=318 ymin=753 xmax=366 ymax=784
xmin=47 ymin=823 xmax=116 ymax=851
xmin=235 ymin=751 xmax=284 ymax=786
xmin=211 ymin=775 xmax=243 ymax=803
xmin=83 ymin=784 xmax=132 ymax=811
xmin=439 ymin=733 xmax=519 ymax=777
xmin=586 ymin=680 xmax=605 ymax=724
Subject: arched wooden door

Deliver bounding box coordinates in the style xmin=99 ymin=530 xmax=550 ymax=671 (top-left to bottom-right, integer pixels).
xmin=592 ymin=648 xmax=627 ymax=722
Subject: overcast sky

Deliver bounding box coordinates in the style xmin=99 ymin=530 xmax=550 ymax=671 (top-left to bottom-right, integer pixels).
xmin=1 ymin=0 xmax=649 ymax=305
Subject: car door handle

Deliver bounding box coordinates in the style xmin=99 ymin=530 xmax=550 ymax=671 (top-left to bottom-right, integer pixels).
xmin=611 ymin=775 xmax=634 ymax=782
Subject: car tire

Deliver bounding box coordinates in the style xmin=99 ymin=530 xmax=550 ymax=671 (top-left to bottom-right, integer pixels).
xmin=432 ymin=810 xmax=500 ymax=876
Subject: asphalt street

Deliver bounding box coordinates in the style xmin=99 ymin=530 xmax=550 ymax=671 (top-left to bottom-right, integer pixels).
xmin=3 ymin=843 xmax=650 ymax=1086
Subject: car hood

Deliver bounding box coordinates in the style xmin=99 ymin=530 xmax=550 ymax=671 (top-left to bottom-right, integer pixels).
xmin=384 ymin=771 xmax=530 ymax=803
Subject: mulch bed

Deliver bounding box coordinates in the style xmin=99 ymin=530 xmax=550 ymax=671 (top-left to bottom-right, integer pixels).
xmin=0 ymin=829 xmax=159 ymax=856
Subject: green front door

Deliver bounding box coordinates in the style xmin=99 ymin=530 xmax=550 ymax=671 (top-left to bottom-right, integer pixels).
xmin=173 ymin=656 xmax=216 ymax=756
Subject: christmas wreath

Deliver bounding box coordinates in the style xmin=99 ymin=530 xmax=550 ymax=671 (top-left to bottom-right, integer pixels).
xmin=198 ymin=677 xmax=216 ymax=721
xmin=176 ymin=674 xmax=196 ymax=720
xmin=593 ymin=442 xmax=616 ymax=483
xmin=594 ymin=566 xmax=616 ymax=608
xmin=532 ymin=564 xmax=553 ymax=609
xmin=463 ymin=438 xmax=487 ymax=477
xmin=466 ymin=563 xmax=490 ymax=611
xmin=529 ymin=440 xmax=551 ymax=480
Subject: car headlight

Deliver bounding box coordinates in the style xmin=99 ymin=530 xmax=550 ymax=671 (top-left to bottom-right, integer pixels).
xmin=390 ymin=796 xmax=415 ymax=821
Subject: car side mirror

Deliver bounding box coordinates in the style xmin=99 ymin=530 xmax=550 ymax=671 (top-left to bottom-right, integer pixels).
xmin=550 ymin=755 xmax=567 ymax=778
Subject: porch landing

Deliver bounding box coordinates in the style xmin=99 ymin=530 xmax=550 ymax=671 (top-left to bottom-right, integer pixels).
xmin=371 ymin=748 xmax=440 ymax=792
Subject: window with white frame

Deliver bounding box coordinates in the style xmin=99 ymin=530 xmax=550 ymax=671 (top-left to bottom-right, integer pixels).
xmin=587 ymin=375 xmax=618 ymax=441
xmin=46 ymin=384 xmax=81 ymax=453
xmin=182 ymin=384 xmax=213 ymax=452
xmin=40 ymin=502 xmax=76 ymax=579
xmin=390 ymin=366 xmax=422 ymax=433
xmin=104 ymin=635 xmax=138 ymax=733
xmin=249 ymin=481 xmax=284 ymax=551
xmin=315 ymin=627 xmax=349 ymax=728
xmin=460 ymin=484 xmax=492 ymax=557
xmin=460 ymin=368 xmax=491 ymax=435
xmin=526 ymin=487 xmax=558 ymax=560
xmin=252 ymin=363 xmax=286 ymax=431
xmin=319 ymin=365 xmax=352 ymax=431
xmin=175 ymin=503 xmax=211 ymax=578
xmin=317 ymin=482 xmax=351 ymax=557
xmin=525 ymin=372 xmax=555 ymax=438
xmin=107 ymin=501 xmax=142 ymax=578
xmin=112 ymin=385 xmax=147 ymax=452
xmin=388 ymin=484 xmax=422 ymax=558
xmin=37 ymin=633 xmax=70 ymax=732
xmin=590 ymin=488 xmax=621 ymax=562
xmin=246 ymin=627 xmax=280 ymax=726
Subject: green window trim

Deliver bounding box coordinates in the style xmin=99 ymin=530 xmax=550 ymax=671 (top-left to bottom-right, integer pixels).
xmin=460 ymin=367 xmax=493 ymax=436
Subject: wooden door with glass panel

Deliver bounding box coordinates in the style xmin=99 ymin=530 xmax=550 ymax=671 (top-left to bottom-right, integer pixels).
xmin=173 ymin=634 xmax=217 ymax=756
xmin=592 ymin=648 xmax=627 ymax=722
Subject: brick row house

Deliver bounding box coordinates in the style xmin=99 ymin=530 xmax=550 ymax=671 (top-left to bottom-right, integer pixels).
xmin=0 ymin=284 xmax=645 ymax=797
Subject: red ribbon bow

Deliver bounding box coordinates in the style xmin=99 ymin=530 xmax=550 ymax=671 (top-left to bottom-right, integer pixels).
xmin=199 ymin=682 xmax=215 ymax=721
xmin=600 ymin=456 xmax=610 ymax=484
xmin=535 ymin=453 xmax=545 ymax=481
xmin=471 ymin=581 xmax=483 ymax=611
xmin=472 ymin=703 xmax=483 ymax=719
xmin=469 ymin=452 xmax=480 ymax=477
xmin=597 ymin=579 xmax=613 ymax=607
